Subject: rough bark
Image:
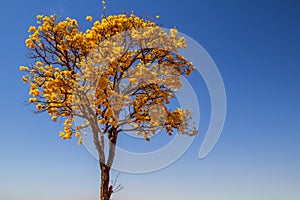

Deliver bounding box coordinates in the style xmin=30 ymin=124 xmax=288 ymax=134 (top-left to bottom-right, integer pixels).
xmin=100 ymin=164 xmax=112 ymax=200
xmin=99 ymin=127 xmax=118 ymax=200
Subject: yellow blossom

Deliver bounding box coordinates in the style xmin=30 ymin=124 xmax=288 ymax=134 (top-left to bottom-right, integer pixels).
xmin=29 ymin=98 xmax=38 ymax=103
xmin=19 ymin=66 xmax=29 ymax=71
xmin=21 ymin=76 xmax=28 ymax=83
xmin=36 ymin=15 xmax=43 ymax=20
xmin=52 ymin=116 xmax=57 ymax=122
xmin=78 ymin=137 xmax=83 ymax=145
xmin=36 ymin=61 xmax=43 ymax=66
xmin=28 ymin=26 xmax=36 ymax=32
xmin=36 ymin=104 xmax=44 ymax=110
xmin=25 ymin=39 xmax=35 ymax=48
xmin=86 ymin=16 xmax=93 ymax=21
xmin=59 ymin=131 xmax=64 ymax=137
xmin=75 ymin=132 xmax=80 ymax=138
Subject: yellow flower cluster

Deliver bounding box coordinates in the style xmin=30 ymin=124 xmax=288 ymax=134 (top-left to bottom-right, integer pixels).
xmin=21 ymin=13 xmax=197 ymax=144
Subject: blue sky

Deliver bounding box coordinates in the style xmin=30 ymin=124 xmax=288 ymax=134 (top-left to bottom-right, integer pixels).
xmin=0 ymin=0 xmax=299 ymax=199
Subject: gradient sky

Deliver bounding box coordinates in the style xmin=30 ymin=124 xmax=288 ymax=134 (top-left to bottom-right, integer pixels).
xmin=0 ymin=0 xmax=299 ymax=200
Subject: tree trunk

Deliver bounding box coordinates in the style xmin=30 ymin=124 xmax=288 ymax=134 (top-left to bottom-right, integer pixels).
xmin=100 ymin=164 xmax=112 ymax=200
xmin=99 ymin=127 xmax=118 ymax=200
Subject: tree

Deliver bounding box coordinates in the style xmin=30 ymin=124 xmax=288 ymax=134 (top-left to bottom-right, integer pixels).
xmin=20 ymin=11 xmax=197 ymax=200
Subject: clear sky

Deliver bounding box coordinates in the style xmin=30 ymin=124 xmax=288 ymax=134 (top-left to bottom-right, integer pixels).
xmin=0 ymin=0 xmax=299 ymax=200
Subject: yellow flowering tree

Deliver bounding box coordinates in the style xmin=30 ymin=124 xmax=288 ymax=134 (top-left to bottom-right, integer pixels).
xmin=20 ymin=12 xmax=197 ymax=200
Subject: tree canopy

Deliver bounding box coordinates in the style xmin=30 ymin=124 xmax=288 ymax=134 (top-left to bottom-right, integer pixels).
xmin=21 ymin=14 xmax=197 ymax=147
